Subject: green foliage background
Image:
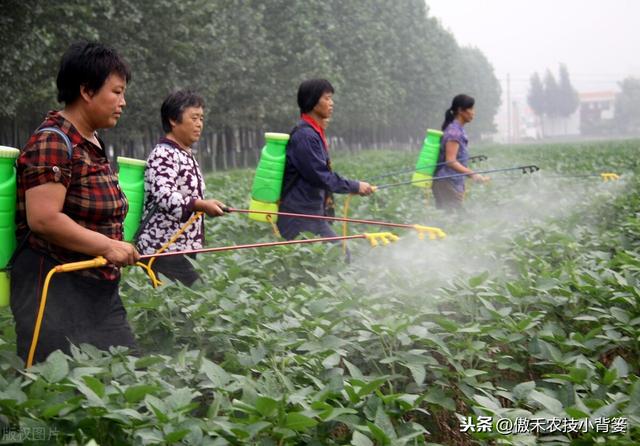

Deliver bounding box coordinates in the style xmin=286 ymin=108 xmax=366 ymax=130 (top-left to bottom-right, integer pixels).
xmin=0 ymin=0 xmax=501 ymax=166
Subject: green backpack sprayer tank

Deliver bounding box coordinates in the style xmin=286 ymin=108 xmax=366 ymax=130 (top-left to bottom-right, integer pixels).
xmin=411 ymin=129 xmax=443 ymax=188
xmin=0 ymin=146 xmax=21 ymax=307
xmin=117 ymin=156 xmax=147 ymax=242
xmin=249 ymin=132 xmax=290 ymax=222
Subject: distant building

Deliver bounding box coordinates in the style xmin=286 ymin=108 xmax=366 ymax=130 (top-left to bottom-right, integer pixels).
xmin=500 ymin=90 xmax=618 ymax=141
xmin=579 ymin=91 xmax=616 ymax=136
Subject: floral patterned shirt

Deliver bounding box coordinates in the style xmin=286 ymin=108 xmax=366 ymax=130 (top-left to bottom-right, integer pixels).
xmin=136 ymin=138 xmax=205 ymax=255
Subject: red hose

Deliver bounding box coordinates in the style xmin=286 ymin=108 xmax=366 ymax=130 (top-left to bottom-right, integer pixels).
xmin=227 ymin=207 xmax=414 ymax=230
xmin=139 ymin=234 xmax=366 ymax=260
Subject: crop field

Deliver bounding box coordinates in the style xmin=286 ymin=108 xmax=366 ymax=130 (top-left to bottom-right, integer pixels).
xmin=1 ymin=139 xmax=639 ymax=445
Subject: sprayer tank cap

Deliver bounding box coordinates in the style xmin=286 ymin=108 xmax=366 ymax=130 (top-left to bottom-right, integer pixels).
xmin=264 ymin=132 xmax=290 ymax=142
xmin=0 ymin=146 xmax=20 ymax=159
xmin=117 ymin=156 xmax=147 ymax=167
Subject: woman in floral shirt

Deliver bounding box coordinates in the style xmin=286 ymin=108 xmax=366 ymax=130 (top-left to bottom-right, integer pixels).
xmin=136 ymin=90 xmax=225 ymax=286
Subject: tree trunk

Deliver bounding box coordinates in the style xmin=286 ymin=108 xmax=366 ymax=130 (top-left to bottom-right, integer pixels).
xmin=221 ymin=130 xmax=228 ymax=171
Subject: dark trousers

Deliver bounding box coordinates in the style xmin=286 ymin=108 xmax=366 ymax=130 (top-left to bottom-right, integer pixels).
xmin=277 ymin=215 xmax=338 ymax=240
xmin=10 ymin=247 xmax=137 ymax=364
xmin=276 ymin=215 xmax=351 ymax=262
xmin=432 ymin=180 xmax=465 ymax=210
xmin=149 ymin=254 xmax=200 ymax=287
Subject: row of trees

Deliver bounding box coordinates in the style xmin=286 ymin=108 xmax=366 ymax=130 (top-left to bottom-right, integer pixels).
xmin=527 ymin=64 xmax=579 ymax=135
xmin=0 ymin=0 xmax=501 ymax=171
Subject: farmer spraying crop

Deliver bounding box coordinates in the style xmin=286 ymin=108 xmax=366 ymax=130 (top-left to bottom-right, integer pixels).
xmin=10 ymin=42 xmax=139 ymax=364
xmin=135 ymin=90 xmax=226 ymax=287
xmin=433 ymin=94 xmax=490 ymax=209
xmin=276 ymin=79 xmax=374 ymax=240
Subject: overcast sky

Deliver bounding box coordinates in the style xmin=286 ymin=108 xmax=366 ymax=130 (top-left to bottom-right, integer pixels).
xmin=426 ymin=0 xmax=640 ymax=100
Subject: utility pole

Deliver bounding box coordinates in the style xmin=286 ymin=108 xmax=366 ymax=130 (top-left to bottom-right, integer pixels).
xmin=506 ymin=73 xmax=511 ymax=144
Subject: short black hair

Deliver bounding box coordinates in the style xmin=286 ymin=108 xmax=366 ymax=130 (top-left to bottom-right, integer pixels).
xmin=160 ymin=89 xmax=205 ymax=133
xmin=297 ymin=79 xmax=334 ymax=114
xmin=56 ymin=41 xmax=131 ymax=104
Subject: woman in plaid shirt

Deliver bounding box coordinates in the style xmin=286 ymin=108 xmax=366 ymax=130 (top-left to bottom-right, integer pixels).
xmin=11 ymin=42 xmax=140 ymax=363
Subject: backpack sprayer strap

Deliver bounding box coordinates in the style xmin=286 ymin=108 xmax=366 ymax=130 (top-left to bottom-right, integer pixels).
xmin=36 ymin=126 xmax=74 ymax=158
xmin=280 ymin=124 xmax=304 ymax=201
xmin=3 ymin=127 xmax=74 ymax=272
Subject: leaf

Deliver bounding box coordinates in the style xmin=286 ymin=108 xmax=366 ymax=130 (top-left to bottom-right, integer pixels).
xmin=627 ymin=380 xmax=640 ymax=413
xmin=103 ymin=408 xmax=145 ymax=424
xmin=166 ymin=387 xmax=196 ymax=411
xmin=374 ymin=405 xmax=397 ymax=440
xmin=322 ymin=352 xmax=341 ymax=369
xmin=405 ymin=363 xmax=426 ymax=385
xmin=244 ymin=421 xmax=272 ymax=438
xmin=41 ymin=351 xmax=69 ymax=383
xmin=565 ymin=407 xmax=590 ymax=419
xmin=463 ymin=369 xmax=487 ymax=378
xmin=610 ymin=356 xmax=629 ymax=378
xmin=529 ymin=390 xmax=563 ymax=414
xmin=322 ymin=407 xmax=358 ymax=421
xmin=135 ymin=429 xmax=164 ymax=443
xmin=351 ymin=430 xmax=374 ymax=446
xmin=602 ymin=368 xmax=617 ymax=386
xmin=473 ymin=395 xmax=501 ymax=412
xmin=468 ymin=271 xmax=489 ymax=287
xmin=134 ymin=356 xmax=166 ymax=369
xmin=145 ymin=395 xmax=169 ymax=423
xmin=343 ymin=359 xmax=364 ymax=379
xmin=124 ymin=384 xmax=160 ymax=404
xmin=568 ymin=367 xmax=588 ymax=384
xmin=42 ymin=402 xmax=70 ymax=419
xmin=537 ymin=340 xmax=563 ymax=362
xmin=82 ymin=376 xmax=105 ymax=398
xmin=512 ymin=381 xmax=535 ymax=400
xmin=424 ymin=388 xmax=456 ymax=411
xmin=255 ymin=396 xmax=278 ymax=417
xmin=366 ymin=421 xmax=390 ymax=444
xmin=284 ymin=412 xmax=317 ymax=431
xmin=433 ymin=316 xmax=458 ymax=333
xmin=357 ymin=377 xmax=388 ymax=398
xmin=610 ymin=307 xmax=630 ymax=324
xmin=75 ymin=380 xmax=106 ymax=408
xmin=165 ymin=429 xmax=190 ymax=443
xmin=201 ymin=358 xmax=230 ymax=387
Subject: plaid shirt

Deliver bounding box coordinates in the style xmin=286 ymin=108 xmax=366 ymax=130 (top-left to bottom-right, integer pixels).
xmin=16 ymin=111 xmax=128 ymax=281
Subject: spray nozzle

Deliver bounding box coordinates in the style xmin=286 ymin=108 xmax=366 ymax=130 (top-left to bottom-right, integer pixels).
xmin=413 ymin=224 xmax=446 ymax=240
xmin=522 ymin=165 xmax=540 ymax=174
xmin=364 ymin=232 xmax=399 ymax=247
xmin=600 ymin=172 xmax=620 ymax=182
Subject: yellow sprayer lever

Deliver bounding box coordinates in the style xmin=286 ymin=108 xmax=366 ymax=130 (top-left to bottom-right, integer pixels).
xmin=413 ymin=224 xmax=447 ymax=240
xmin=364 ymin=232 xmax=400 ymax=247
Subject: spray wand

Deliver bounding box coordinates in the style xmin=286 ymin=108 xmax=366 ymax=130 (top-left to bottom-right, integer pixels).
xmin=367 ymin=155 xmax=488 ymax=181
xmin=536 ymin=172 xmax=620 ymax=182
xmin=372 ymin=165 xmax=540 ymax=190
xmin=223 ymin=207 xmax=446 ymax=240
